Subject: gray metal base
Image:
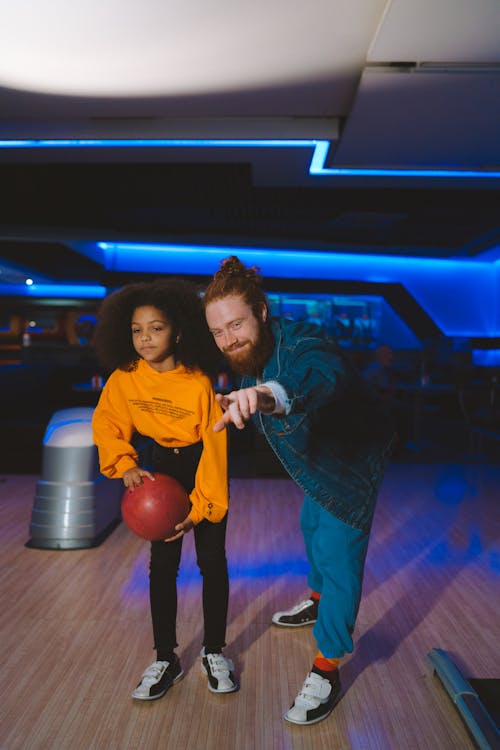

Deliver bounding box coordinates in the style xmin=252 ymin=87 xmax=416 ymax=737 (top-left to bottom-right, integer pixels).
xmin=27 ymin=516 xmax=121 ymax=550
xmin=28 ymin=407 xmax=123 ymax=550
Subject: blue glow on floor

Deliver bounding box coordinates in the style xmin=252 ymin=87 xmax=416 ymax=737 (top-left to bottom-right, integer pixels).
xmin=435 ymin=472 xmax=469 ymax=506
xmin=489 ymin=551 xmax=500 ymax=573
xmin=228 ymin=559 xmax=309 ymax=580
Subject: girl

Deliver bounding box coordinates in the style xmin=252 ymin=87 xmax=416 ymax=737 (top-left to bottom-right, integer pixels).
xmin=92 ymin=279 xmax=238 ymax=700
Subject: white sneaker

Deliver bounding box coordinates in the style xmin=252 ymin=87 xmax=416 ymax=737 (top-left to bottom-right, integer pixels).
xmin=131 ymin=656 xmax=184 ymax=700
xmin=284 ymin=670 xmax=341 ymax=725
xmin=200 ymin=648 xmax=239 ymax=693
xmin=272 ymin=598 xmax=318 ymax=627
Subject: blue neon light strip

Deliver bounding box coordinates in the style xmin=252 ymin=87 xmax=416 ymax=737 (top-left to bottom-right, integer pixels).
xmin=309 ymin=141 xmax=500 ymax=178
xmin=0 ymin=241 xmax=498 ymax=338
xmin=0 ymin=283 xmax=106 ymax=298
xmin=0 ymin=138 xmax=315 ymax=149
xmin=96 ymin=241 xmax=488 ymax=276
xmin=93 ymin=242 xmax=497 ymax=337
xmin=0 ymin=138 xmax=499 ymax=179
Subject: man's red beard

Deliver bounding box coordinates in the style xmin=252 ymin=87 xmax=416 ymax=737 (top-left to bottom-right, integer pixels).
xmin=223 ymin=320 xmax=274 ymax=377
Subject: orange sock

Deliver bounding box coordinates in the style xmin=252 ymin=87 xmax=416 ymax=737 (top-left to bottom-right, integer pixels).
xmin=313 ymin=650 xmax=340 ymax=674
xmin=311 ymin=591 xmax=321 ymax=601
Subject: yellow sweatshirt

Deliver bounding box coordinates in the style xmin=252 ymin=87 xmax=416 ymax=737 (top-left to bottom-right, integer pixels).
xmin=92 ymin=359 xmax=228 ymax=525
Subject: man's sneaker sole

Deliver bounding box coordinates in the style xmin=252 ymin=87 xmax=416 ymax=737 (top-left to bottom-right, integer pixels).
xmin=272 ymin=616 xmax=317 ymax=628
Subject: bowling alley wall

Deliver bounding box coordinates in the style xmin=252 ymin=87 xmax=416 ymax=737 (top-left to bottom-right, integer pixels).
xmin=0 ymin=273 xmax=495 ymax=473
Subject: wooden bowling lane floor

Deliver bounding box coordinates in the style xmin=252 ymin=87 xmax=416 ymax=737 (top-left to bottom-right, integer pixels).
xmin=0 ymin=465 xmax=498 ymax=750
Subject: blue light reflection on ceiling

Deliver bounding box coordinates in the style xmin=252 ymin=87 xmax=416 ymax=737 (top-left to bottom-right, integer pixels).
xmin=1 ymin=241 xmax=498 ymax=337
xmin=97 ymin=241 xmax=491 ymax=278
xmin=0 ymin=138 xmax=499 ymax=179
xmin=472 ymin=350 xmax=500 ymax=367
xmin=94 ymin=242 xmax=497 ymax=337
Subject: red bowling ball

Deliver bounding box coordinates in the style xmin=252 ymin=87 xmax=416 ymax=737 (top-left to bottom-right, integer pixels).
xmin=121 ymin=473 xmax=190 ymax=541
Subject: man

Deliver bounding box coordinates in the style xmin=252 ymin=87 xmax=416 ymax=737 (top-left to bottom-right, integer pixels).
xmin=203 ymin=256 xmax=395 ymax=726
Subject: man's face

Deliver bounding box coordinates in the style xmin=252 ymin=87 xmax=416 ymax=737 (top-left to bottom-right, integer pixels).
xmin=205 ymin=294 xmax=271 ymax=376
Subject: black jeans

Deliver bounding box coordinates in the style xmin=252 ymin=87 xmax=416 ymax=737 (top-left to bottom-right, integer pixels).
xmin=148 ymin=442 xmax=229 ymax=657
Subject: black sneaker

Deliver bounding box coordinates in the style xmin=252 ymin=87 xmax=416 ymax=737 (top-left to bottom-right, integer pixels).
xmin=284 ymin=670 xmax=342 ymax=725
xmin=272 ymin=598 xmax=319 ymax=627
xmin=131 ymin=655 xmax=184 ymax=700
xmin=200 ymin=648 xmax=239 ymax=693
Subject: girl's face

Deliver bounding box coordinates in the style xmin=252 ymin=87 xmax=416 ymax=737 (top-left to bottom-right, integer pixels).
xmin=131 ymin=306 xmax=177 ymax=372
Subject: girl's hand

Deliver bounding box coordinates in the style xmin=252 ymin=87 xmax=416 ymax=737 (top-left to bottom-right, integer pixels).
xmin=122 ymin=467 xmax=155 ymax=490
xmin=164 ymin=516 xmax=194 ymax=542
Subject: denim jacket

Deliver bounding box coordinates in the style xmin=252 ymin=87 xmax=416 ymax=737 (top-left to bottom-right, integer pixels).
xmin=240 ymin=319 xmax=396 ymax=531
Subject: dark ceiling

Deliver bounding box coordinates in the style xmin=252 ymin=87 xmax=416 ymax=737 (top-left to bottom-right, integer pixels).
xmin=0 ymin=159 xmax=499 ymax=284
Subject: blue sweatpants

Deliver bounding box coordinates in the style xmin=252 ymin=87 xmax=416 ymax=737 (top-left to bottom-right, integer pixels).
xmin=300 ymin=495 xmax=371 ymax=658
